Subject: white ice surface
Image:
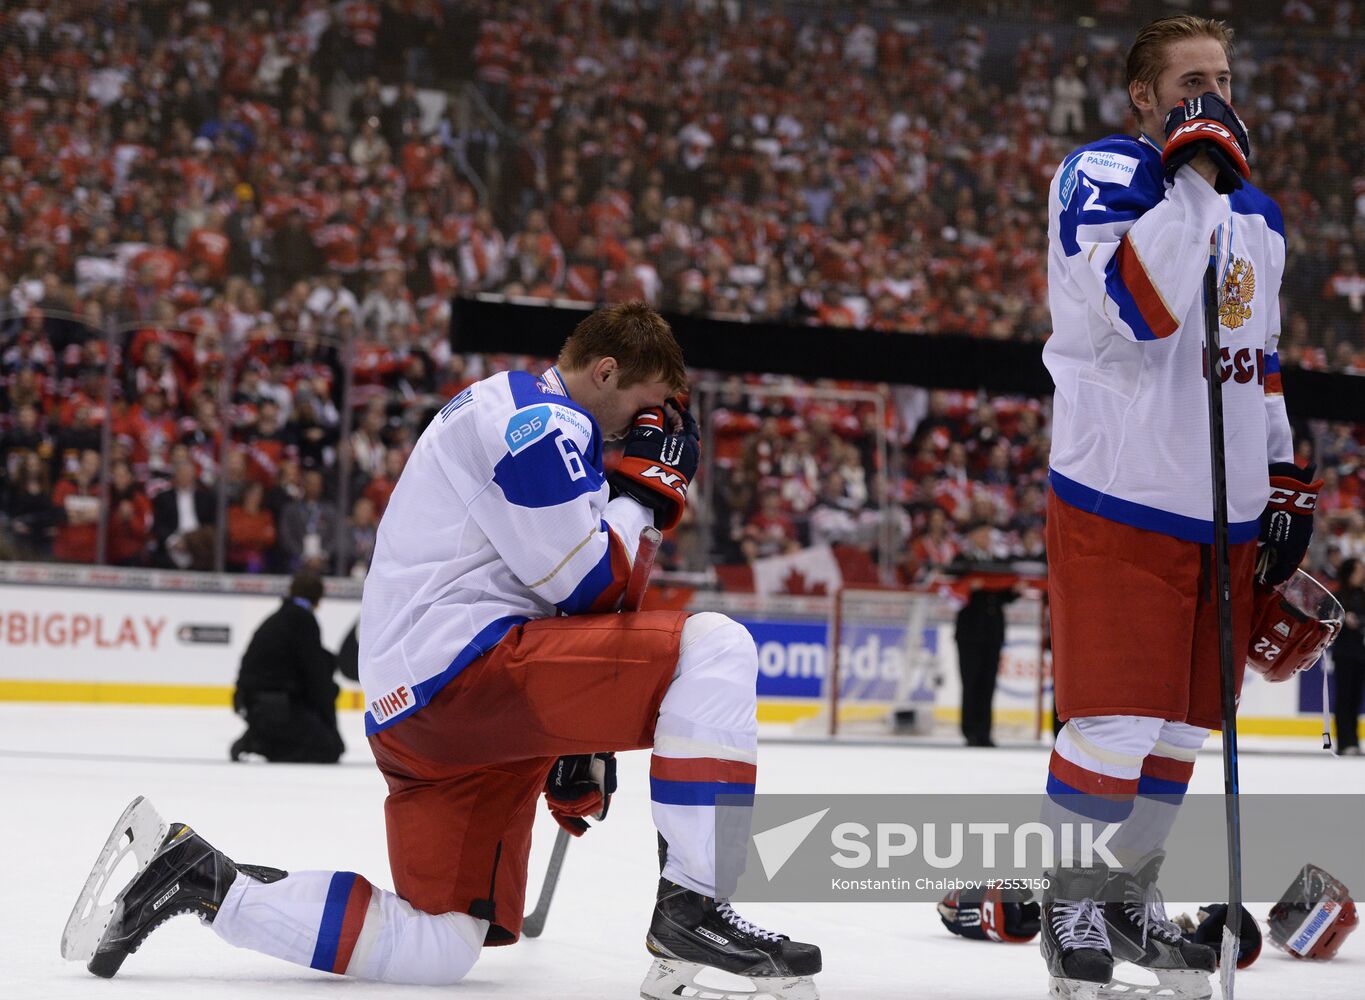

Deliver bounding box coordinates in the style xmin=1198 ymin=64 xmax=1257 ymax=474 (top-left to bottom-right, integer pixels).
xmin=3 ymin=703 xmax=1361 ymax=999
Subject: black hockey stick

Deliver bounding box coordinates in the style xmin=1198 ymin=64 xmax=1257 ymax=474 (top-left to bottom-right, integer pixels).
xmin=523 ymin=524 xmax=663 ymax=939
xmin=1203 ymin=250 xmax=1243 ymax=999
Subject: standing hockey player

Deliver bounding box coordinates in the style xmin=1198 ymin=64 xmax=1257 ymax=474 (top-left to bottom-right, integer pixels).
xmin=65 ymin=302 xmax=821 ymax=1000
xmin=1040 ymin=16 xmax=1318 ymax=1000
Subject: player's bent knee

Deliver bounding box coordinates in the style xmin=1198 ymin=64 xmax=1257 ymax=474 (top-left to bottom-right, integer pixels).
xmin=680 ymin=612 xmax=757 ymax=681
xmin=365 ymin=897 xmax=487 ymax=985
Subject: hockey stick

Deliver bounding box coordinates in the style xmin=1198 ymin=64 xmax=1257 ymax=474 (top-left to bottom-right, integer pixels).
xmin=1203 ymin=249 xmax=1243 ymax=999
xmin=523 ymin=524 xmax=663 ymax=940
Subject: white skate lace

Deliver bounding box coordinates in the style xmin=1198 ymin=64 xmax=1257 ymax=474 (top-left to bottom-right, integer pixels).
xmin=716 ymin=901 xmax=784 ymax=943
xmin=1124 ymin=880 xmax=1184 ymax=947
xmin=1055 ymin=898 xmax=1109 ymax=951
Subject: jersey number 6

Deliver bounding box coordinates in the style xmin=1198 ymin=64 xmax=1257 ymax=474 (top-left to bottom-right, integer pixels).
xmin=556 ymin=435 xmax=587 ymax=481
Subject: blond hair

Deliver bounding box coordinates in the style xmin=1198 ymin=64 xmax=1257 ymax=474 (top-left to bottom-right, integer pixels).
xmin=1126 ymin=15 xmax=1235 ymax=114
xmin=558 ymin=302 xmax=687 ymax=394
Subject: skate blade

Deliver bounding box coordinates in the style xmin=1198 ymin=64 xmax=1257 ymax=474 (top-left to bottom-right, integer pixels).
xmin=1050 ymin=978 xmax=1103 ymax=1000
xmin=60 ymin=796 xmax=167 ymax=962
xmin=1096 ymin=969 xmax=1213 ymax=1000
xmin=641 ymin=956 xmax=818 ymax=1000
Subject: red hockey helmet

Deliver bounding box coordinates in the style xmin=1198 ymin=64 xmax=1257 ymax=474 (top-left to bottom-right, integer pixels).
xmin=1246 ymin=570 xmax=1343 ymax=683
xmin=1268 ymin=865 xmax=1360 ymax=961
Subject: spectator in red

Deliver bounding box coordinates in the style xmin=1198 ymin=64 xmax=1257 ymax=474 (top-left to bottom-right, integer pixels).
xmin=363 ymin=447 xmax=406 ymax=518
xmin=131 ymin=340 xmax=182 ymax=410
xmin=52 ymin=449 xmax=102 ymax=564
xmin=107 ymin=459 xmax=152 ymax=567
xmin=227 ymin=481 xmax=277 ymax=574
xmin=548 ymin=182 xmax=584 ymax=252
xmin=1324 ymin=249 xmax=1364 ymax=347
xmin=741 ymin=489 xmax=800 ymax=561
xmin=184 ymin=206 xmax=232 ymax=284
xmin=907 ymin=506 xmax=959 ymax=582
xmin=118 ymin=387 xmax=178 ymax=479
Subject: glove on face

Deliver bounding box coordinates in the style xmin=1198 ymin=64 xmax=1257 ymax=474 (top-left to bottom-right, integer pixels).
xmin=1162 ymin=92 xmax=1251 ymax=195
xmin=545 ymin=752 xmax=617 ymax=837
xmin=609 ymin=399 xmax=700 ymax=531
xmin=1258 ymin=462 xmax=1322 ymax=586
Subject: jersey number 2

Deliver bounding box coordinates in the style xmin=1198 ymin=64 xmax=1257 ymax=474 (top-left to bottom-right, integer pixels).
xmin=1079 ymin=176 xmax=1105 ymax=213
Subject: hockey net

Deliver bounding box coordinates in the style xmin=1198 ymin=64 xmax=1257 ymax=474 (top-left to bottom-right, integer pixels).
xmin=797 ymin=585 xmax=1050 ymax=743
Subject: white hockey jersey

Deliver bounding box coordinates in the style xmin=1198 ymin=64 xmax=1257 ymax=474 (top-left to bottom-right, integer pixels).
xmin=358 ymin=366 xmax=653 ymax=733
xmin=1044 ymin=133 xmax=1294 ymax=543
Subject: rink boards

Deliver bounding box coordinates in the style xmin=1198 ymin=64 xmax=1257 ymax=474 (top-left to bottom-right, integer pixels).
xmin=0 ymin=562 xmax=1329 ymax=737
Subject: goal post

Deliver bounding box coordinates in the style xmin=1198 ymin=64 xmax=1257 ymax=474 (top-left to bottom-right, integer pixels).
xmin=811 ymin=583 xmax=1050 ymax=742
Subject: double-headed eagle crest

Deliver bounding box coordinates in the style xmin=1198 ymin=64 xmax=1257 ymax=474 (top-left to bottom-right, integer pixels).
xmin=1219 ymin=256 xmax=1255 ymax=330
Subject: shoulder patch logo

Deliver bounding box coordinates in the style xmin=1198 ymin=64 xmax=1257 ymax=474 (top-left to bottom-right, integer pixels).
xmin=1076 ymin=150 xmax=1139 ymax=188
xmin=504 ymin=405 xmax=553 ymax=454
xmin=1058 ymin=149 xmax=1139 ymax=208
xmin=1220 ymin=256 xmax=1255 ymax=330
xmin=1058 ymin=153 xmax=1081 ymax=207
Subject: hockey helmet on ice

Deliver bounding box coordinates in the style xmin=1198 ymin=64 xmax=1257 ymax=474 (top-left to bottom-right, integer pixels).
xmin=1267 ymin=864 xmax=1359 ymax=961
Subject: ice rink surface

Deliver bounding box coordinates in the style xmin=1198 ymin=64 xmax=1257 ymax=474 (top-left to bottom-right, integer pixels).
xmin=3 ymin=703 xmax=1361 ymax=1000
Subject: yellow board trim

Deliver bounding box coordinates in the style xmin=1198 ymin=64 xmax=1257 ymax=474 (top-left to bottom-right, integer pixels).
xmin=0 ymin=681 xmax=1335 ymax=738
xmin=0 ymin=680 xmax=367 ymax=711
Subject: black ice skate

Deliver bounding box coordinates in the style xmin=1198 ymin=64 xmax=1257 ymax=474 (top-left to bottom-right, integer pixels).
xmin=641 ymin=877 xmax=821 ymax=1000
xmin=1102 ymin=852 xmax=1215 ymax=1000
xmin=1041 ymin=864 xmax=1114 ymax=999
xmin=61 ymin=796 xmax=285 ymax=978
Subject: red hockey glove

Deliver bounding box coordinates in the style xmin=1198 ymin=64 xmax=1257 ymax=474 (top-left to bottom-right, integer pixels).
xmin=1257 ymin=462 xmax=1322 ymax=586
xmin=1162 ymin=92 xmax=1251 ymax=195
xmin=545 ymin=752 xmax=616 ymax=837
xmin=609 ymin=399 xmax=700 ymax=532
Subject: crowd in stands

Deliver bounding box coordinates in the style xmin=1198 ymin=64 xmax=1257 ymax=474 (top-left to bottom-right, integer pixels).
xmin=0 ymin=1 xmax=1361 ymax=587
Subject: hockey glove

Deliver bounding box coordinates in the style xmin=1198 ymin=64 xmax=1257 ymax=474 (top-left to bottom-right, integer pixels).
xmin=1175 ymin=904 xmax=1262 ymax=968
xmin=609 ymin=399 xmax=700 ymax=532
xmin=938 ymin=886 xmax=1041 ymax=943
xmin=1162 ymin=92 xmax=1251 ymax=195
xmin=1258 ymin=462 xmax=1322 ymax=586
xmin=545 ymin=752 xmax=617 ymax=837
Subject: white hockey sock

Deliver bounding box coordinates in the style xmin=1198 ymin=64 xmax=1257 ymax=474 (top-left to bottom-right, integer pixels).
xmin=651 ymin=613 xmax=759 ymax=898
xmin=211 ymin=870 xmax=488 ymax=985
xmin=1111 ymin=722 xmax=1207 ymax=866
xmin=1044 ymin=716 xmax=1163 ymax=865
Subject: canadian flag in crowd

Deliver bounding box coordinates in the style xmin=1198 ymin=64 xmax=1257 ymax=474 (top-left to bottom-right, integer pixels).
xmin=751 ymin=544 xmax=843 ymax=596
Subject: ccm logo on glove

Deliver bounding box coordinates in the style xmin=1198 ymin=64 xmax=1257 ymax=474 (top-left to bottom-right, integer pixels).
xmin=1266 ymin=485 xmax=1317 ymax=513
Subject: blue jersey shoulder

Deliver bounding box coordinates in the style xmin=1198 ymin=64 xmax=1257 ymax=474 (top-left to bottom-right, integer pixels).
xmin=492 ymin=371 xmax=605 ymax=509
xmin=505 ymin=370 xmax=603 ymax=467
xmin=1057 ymin=135 xmax=1162 ymax=207
xmin=1056 ymin=136 xmax=1164 ymax=256
xmin=1229 ymin=184 xmax=1285 ymax=241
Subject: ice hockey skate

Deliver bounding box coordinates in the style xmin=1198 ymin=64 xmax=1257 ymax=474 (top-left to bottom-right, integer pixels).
xmin=1041 ymin=865 xmax=1114 ymax=999
xmin=1101 ymin=853 xmax=1215 ymax=1000
xmin=641 ymin=877 xmax=821 ymax=1000
xmin=62 ymin=796 xmax=284 ymax=978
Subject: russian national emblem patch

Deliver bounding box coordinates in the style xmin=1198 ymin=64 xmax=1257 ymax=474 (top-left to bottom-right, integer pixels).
xmin=1220 ymin=256 xmax=1255 ymax=330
